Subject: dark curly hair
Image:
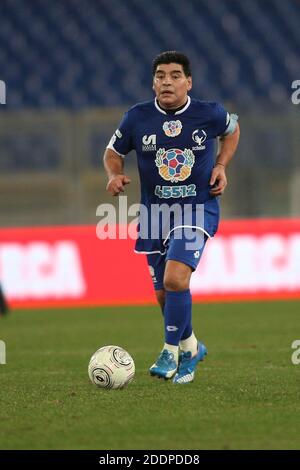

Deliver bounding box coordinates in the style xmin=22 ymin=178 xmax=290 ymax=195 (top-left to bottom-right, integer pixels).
xmin=152 ymin=51 xmax=192 ymax=77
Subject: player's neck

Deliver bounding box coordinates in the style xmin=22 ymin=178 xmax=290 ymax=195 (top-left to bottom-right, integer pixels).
xmin=156 ymin=98 xmax=188 ymax=115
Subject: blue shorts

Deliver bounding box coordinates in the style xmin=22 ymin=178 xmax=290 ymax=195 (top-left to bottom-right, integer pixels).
xmin=135 ymin=197 xmax=219 ymax=254
xmin=146 ymin=227 xmax=208 ymax=291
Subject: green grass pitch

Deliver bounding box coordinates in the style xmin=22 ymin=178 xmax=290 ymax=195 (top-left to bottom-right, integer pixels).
xmin=0 ymin=300 xmax=300 ymax=450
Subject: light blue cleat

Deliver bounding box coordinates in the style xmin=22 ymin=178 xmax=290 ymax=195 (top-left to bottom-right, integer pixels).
xmin=173 ymin=342 xmax=207 ymax=384
xmin=149 ymin=349 xmax=178 ymax=379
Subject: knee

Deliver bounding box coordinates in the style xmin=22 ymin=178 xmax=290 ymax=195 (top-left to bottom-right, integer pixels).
xmin=163 ymin=260 xmax=192 ymax=292
xmin=163 ymin=274 xmax=189 ymax=292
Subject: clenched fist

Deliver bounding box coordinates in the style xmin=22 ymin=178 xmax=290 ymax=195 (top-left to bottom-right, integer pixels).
xmin=106 ymin=174 xmax=131 ymax=196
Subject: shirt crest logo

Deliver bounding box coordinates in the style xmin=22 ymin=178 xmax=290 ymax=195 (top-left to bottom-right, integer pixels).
xmin=192 ymin=129 xmax=207 ymax=150
xmin=163 ymin=120 xmax=182 ymax=137
xmin=155 ymin=148 xmax=195 ymax=182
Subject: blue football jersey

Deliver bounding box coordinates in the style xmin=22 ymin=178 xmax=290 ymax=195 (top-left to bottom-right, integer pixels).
xmin=107 ymin=96 xmax=234 ymax=253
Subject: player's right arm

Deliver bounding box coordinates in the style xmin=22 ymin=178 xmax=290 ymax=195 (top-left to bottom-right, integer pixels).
xmin=104 ymin=109 xmax=134 ymax=196
xmin=103 ymin=148 xmax=131 ymax=196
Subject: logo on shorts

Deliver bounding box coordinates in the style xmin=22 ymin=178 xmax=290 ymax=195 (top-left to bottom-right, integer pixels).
xmin=163 ymin=120 xmax=182 ymax=137
xmin=192 ymin=129 xmax=207 ymax=150
xmin=148 ymin=265 xmax=157 ymax=282
xmin=167 ymin=326 xmax=179 ymax=332
xmin=155 ymin=148 xmax=195 ymax=183
xmin=194 ymin=250 xmax=200 ymax=259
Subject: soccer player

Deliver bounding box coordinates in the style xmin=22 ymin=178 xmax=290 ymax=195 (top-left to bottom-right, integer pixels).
xmin=104 ymin=51 xmax=240 ymax=384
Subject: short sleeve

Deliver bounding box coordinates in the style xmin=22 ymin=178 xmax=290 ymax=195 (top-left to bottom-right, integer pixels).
xmin=209 ymin=102 xmax=230 ymax=138
xmin=106 ymin=111 xmax=134 ymax=156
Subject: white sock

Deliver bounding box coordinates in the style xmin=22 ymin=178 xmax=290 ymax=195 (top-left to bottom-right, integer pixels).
xmin=163 ymin=343 xmax=179 ymax=364
xmin=179 ymin=332 xmax=198 ymax=357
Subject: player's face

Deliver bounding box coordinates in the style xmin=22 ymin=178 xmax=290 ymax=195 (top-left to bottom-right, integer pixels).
xmin=153 ymin=63 xmax=192 ymax=109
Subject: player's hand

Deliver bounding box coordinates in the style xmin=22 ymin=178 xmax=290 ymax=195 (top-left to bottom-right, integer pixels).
xmin=106 ymin=175 xmax=131 ymax=196
xmin=209 ymin=165 xmax=227 ymax=196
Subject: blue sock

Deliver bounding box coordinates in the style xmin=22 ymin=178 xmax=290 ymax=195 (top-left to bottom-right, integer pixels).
xmin=180 ymin=317 xmax=193 ymax=341
xmin=180 ymin=288 xmax=192 ymax=341
xmin=164 ymin=289 xmax=192 ymax=346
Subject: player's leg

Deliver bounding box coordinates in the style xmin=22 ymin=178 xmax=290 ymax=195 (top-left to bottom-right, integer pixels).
xmin=154 ymin=259 xmax=192 ymax=376
xmin=155 ymin=289 xmax=165 ymax=314
xmin=154 ymin=287 xmax=199 ymax=363
xmin=147 ymin=230 xmax=207 ymax=380
xmin=150 ymin=261 xmax=198 ymax=376
xmin=146 ymin=253 xmax=166 ymax=310
xmin=146 ymin=253 xmax=180 ymax=378
xmin=154 ymin=288 xmax=198 ymax=355
xmin=165 ymin=228 xmax=208 ymax=384
xmin=148 ymin=229 xmax=205 ymax=380
xmin=149 ymin=260 xmax=194 ymax=379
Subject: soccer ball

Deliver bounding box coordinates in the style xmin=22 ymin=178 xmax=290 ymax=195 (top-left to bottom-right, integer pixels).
xmin=88 ymin=345 xmax=135 ymax=389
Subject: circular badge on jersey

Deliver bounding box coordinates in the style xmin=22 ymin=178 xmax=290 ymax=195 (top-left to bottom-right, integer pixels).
xmin=163 ymin=120 xmax=182 ymax=137
xmin=155 ymin=148 xmax=195 ymax=182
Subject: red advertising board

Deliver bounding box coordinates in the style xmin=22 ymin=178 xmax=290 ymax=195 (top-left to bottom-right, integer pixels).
xmin=0 ymin=219 xmax=300 ymax=308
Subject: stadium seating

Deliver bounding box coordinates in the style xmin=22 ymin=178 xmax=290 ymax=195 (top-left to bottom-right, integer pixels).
xmin=0 ymin=0 xmax=299 ymax=109
xmin=0 ymin=0 xmax=299 ymax=224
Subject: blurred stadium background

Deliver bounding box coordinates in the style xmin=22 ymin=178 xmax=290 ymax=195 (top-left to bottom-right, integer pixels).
xmin=0 ymin=0 xmax=300 ymax=228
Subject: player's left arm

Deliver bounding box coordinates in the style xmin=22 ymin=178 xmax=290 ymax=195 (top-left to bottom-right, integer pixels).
xmin=210 ymin=122 xmax=240 ymax=196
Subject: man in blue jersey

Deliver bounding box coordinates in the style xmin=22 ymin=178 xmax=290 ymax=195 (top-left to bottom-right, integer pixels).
xmin=104 ymin=51 xmax=240 ymax=384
